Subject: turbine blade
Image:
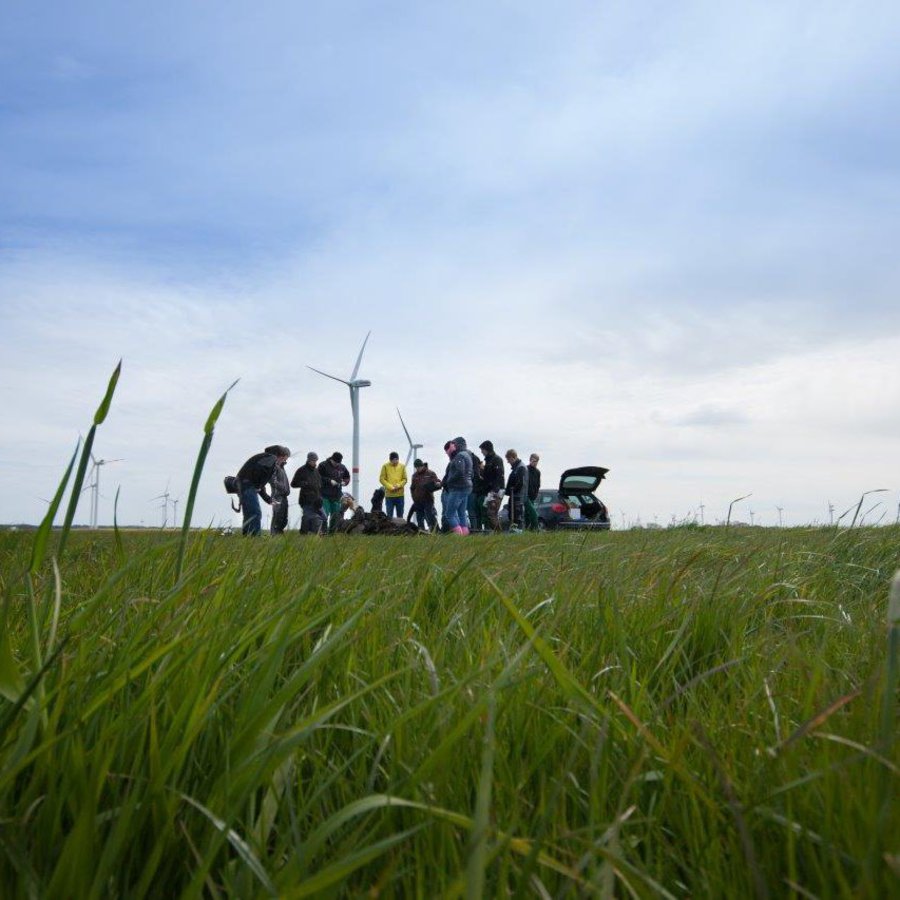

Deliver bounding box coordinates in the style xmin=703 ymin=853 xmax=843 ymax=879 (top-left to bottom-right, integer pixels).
xmin=405 ymin=447 xmax=413 ymax=467
xmin=350 ymin=330 xmax=371 ymax=381
xmin=397 ymin=407 xmax=413 ymax=445
xmin=307 ymin=365 xmax=351 ymax=386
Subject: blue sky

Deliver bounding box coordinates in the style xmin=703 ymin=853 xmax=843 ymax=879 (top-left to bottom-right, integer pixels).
xmin=1 ymin=1 xmax=899 ymax=527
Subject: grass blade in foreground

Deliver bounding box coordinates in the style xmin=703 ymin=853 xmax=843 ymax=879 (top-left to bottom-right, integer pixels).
xmin=175 ymin=378 xmax=238 ymax=583
xmin=56 ymin=359 xmax=122 ymax=561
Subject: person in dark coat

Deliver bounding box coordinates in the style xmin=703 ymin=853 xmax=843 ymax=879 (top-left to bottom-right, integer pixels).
xmin=291 ymin=451 xmax=326 ymax=534
xmin=525 ymin=452 xmax=542 ymax=531
xmin=478 ymin=440 xmax=506 ymax=532
xmin=443 ymin=436 xmax=473 ymax=534
xmin=504 ymin=449 xmax=529 ymax=530
xmin=318 ymin=451 xmax=351 ymax=533
xmin=467 ymin=451 xmax=485 ymax=532
xmin=409 ymin=459 xmax=442 ymax=531
xmin=264 ymin=445 xmax=292 ymax=534
xmin=236 ymin=446 xmax=290 ymax=536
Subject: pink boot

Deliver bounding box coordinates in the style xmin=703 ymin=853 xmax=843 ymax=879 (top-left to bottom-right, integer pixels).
xmin=460 ymin=526 xmax=470 ymax=535
xmin=453 ymin=526 xmax=465 ymax=535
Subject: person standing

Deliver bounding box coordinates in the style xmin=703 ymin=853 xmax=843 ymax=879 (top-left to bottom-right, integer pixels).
xmin=525 ymin=452 xmax=542 ymax=531
xmin=318 ymin=451 xmax=350 ymax=533
xmin=265 ymin=445 xmax=292 ymax=535
xmin=504 ymin=449 xmax=529 ymax=530
xmin=443 ymin=437 xmax=473 ymax=534
xmin=409 ymin=459 xmax=442 ymax=531
xmin=235 ymin=446 xmax=290 ymax=536
xmin=291 ymin=451 xmax=326 ymax=534
xmin=379 ymin=451 xmax=408 ymax=519
xmin=467 ymin=450 xmax=485 ymax=532
xmin=478 ymin=440 xmax=506 ymax=533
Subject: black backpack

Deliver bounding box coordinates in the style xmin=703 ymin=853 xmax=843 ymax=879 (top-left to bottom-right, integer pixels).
xmin=224 ymin=476 xmax=241 ymax=512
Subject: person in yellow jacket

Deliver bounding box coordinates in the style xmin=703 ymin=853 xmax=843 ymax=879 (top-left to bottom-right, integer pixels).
xmin=379 ymin=451 xmax=408 ymax=518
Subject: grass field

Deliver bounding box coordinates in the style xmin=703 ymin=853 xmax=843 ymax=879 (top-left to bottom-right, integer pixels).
xmin=1 ymin=525 xmax=898 ymax=898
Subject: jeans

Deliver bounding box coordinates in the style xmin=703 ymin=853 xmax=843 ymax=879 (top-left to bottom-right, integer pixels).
xmin=300 ymin=504 xmax=326 ymax=534
xmin=270 ymin=495 xmax=289 ymax=534
xmin=241 ymin=483 xmax=262 ymax=536
xmin=386 ymin=496 xmax=405 ymax=518
xmin=444 ymin=489 xmax=470 ymax=529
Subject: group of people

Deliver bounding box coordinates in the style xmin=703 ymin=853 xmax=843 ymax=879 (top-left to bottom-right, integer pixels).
xmin=232 ymin=439 xmax=542 ymax=536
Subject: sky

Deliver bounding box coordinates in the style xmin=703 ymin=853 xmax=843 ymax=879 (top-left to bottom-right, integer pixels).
xmin=1 ymin=0 xmax=899 ymax=529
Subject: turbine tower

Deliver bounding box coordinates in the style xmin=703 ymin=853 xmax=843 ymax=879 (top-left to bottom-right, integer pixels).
xmin=85 ymin=454 xmax=123 ymax=529
xmin=307 ymin=331 xmax=372 ymax=502
xmin=151 ymin=482 xmax=171 ymax=528
xmin=397 ymin=408 xmax=423 ymax=467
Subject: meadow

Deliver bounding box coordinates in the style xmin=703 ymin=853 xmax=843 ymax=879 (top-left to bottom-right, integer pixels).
xmin=1 ymin=524 xmax=898 ymax=898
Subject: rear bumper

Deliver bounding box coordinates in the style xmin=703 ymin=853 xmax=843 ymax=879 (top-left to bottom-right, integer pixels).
xmin=557 ymin=519 xmax=611 ymax=530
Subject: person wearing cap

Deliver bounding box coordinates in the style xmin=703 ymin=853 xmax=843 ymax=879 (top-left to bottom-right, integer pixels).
xmin=265 ymin=445 xmax=292 ymax=535
xmin=318 ymin=451 xmax=351 ymax=533
xmin=235 ymin=445 xmax=291 ymax=536
xmin=291 ymin=451 xmax=326 ymax=534
xmin=478 ymin=440 xmax=505 ymax=532
xmin=409 ymin=459 xmax=442 ymax=531
xmin=379 ymin=451 xmax=408 ymax=519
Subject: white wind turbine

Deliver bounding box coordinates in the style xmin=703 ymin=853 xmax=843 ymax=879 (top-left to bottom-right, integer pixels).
xmin=397 ymin=408 xmax=423 ymax=467
xmin=151 ymin=482 xmax=171 ymax=528
xmin=84 ymin=454 xmax=123 ymax=529
xmin=307 ymin=331 xmax=372 ymax=503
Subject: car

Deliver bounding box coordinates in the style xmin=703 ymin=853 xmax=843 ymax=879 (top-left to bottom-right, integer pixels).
xmin=500 ymin=466 xmax=611 ymax=531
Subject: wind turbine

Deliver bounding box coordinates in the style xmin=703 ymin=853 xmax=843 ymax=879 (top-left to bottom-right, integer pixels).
xmin=307 ymin=331 xmax=372 ymax=502
xmin=151 ymin=482 xmax=171 ymax=528
xmin=396 ymin=408 xmax=423 ymax=467
xmin=84 ymin=454 xmax=123 ymax=529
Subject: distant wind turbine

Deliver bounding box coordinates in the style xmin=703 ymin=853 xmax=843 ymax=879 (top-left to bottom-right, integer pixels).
xmin=307 ymin=332 xmax=372 ymax=502
xmin=397 ymin=408 xmax=423 ymax=467
xmin=151 ymin=482 xmax=171 ymax=528
xmin=84 ymin=454 xmax=123 ymax=529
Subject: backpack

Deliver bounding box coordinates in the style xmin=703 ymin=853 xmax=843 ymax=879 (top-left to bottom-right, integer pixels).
xmin=224 ymin=475 xmax=241 ymax=512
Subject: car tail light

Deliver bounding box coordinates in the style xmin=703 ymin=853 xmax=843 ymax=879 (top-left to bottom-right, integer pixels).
xmin=550 ymin=502 xmax=568 ymax=513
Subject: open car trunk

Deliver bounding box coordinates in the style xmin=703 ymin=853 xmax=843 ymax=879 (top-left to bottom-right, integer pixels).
xmin=558 ymin=467 xmax=610 ymax=523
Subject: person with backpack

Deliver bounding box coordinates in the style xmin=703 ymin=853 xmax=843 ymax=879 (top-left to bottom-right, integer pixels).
xmin=291 ymin=451 xmax=326 ymax=534
xmin=443 ymin=436 xmax=473 ymax=534
xmin=235 ymin=446 xmax=291 ymax=536
xmin=504 ymin=449 xmax=529 ymax=530
xmin=318 ymin=451 xmax=351 ymax=533
xmin=478 ymin=440 xmax=506 ymax=532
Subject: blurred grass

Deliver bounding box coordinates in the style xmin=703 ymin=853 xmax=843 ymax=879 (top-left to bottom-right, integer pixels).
xmin=0 ymin=525 xmax=898 ymax=897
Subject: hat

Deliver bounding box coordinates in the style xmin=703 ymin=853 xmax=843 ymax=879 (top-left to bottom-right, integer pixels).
xmin=307 ymin=451 xmax=319 ymax=462
xmin=413 ymin=458 xmax=424 ymax=467
xmin=331 ymin=451 xmax=343 ymax=462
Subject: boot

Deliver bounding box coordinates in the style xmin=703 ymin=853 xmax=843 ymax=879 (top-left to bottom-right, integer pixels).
xmin=453 ymin=526 xmax=465 ymax=535
xmin=460 ymin=526 xmax=470 ymax=535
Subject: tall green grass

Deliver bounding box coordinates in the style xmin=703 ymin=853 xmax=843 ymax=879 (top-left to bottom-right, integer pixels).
xmin=1 ymin=525 xmax=898 ymax=897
